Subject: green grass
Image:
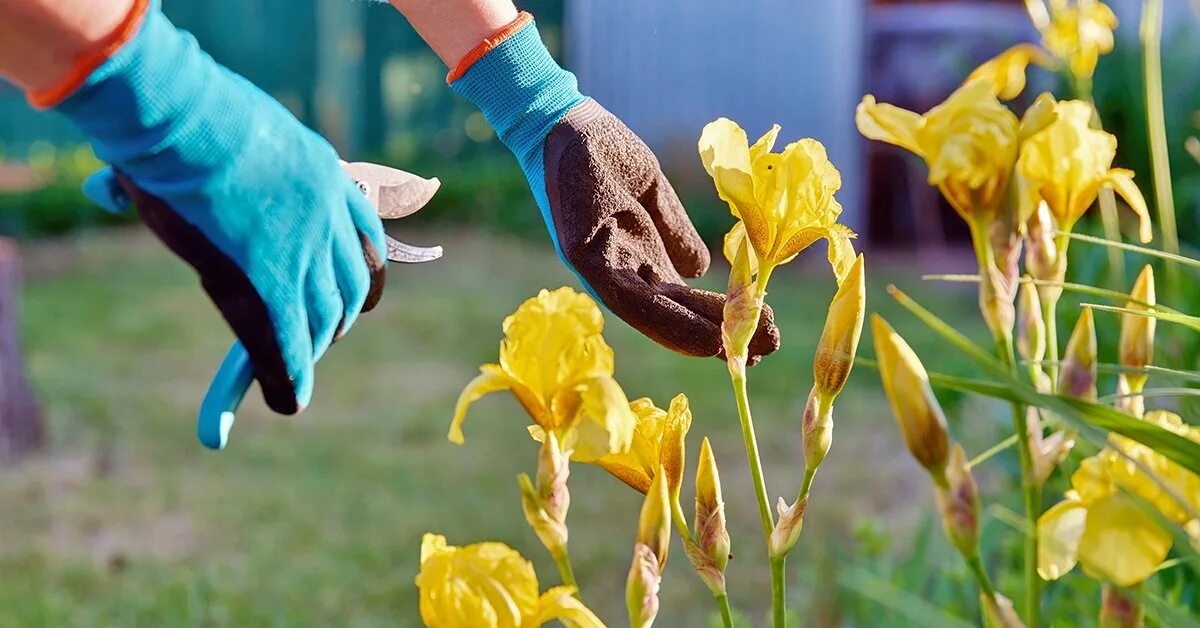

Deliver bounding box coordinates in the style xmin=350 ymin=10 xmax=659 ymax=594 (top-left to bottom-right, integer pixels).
xmin=0 ymin=228 xmax=993 ymax=626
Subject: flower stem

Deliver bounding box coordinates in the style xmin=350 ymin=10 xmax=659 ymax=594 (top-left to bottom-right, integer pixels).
xmin=966 ymin=553 xmax=997 ymax=600
xmin=1142 ymin=0 xmax=1180 ymax=260
xmin=729 ymin=364 xmax=782 ymax=626
xmin=730 ymin=366 xmax=774 ymax=542
xmin=770 ymin=556 xmax=787 ymax=628
xmin=716 ymin=593 xmax=735 ymax=628
xmin=553 ymin=550 xmax=579 ymax=592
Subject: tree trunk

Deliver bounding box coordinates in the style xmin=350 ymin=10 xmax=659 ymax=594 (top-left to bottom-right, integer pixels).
xmin=0 ymin=237 xmax=42 ymax=464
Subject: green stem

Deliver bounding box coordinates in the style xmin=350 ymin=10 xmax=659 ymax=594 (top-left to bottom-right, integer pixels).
xmin=970 ymin=220 xmax=1040 ymax=626
xmin=715 ymin=594 xmax=735 ymax=628
xmin=966 ymin=553 xmax=997 ymax=600
xmin=730 ymin=366 xmax=775 ymax=544
xmin=1142 ymin=0 xmax=1180 ymax=260
xmin=770 ymin=557 xmax=787 ymax=628
xmin=553 ymin=550 xmax=578 ymax=592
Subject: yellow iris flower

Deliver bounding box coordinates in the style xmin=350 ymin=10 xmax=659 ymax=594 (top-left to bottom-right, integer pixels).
xmin=856 ymin=80 xmax=1020 ymax=224
xmin=416 ymin=534 xmax=604 ymax=628
xmin=1038 ymin=411 xmax=1200 ymax=587
xmin=698 ymin=118 xmax=856 ymax=283
xmin=970 ymin=0 xmax=1117 ymax=98
xmin=531 ymin=394 xmax=692 ymax=498
xmin=451 ymin=287 xmax=637 ymax=461
xmin=1018 ymin=96 xmax=1152 ymax=242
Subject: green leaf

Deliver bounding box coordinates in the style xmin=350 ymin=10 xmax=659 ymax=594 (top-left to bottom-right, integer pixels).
xmin=1063 ymin=231 xmax=1200 ymax=269
xmin=886 ymin=286 xmax=1200 ymax=477
xmin=1085 ymin=303 xmax=1200 ymax=333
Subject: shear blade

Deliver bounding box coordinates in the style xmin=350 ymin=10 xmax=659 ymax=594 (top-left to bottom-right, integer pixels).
xmin=387 ymin=236 xmax=443 ymax=263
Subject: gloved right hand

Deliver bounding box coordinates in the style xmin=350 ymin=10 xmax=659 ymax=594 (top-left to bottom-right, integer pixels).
xmin=41 ymin=1 xmax=387 ymax=414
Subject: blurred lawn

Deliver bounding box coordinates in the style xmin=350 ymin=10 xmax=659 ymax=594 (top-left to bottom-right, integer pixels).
xmin=0 ymin=227 xmax=994 ymax=626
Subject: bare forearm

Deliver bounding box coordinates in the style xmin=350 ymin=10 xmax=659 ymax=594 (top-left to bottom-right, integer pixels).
xmin=0 ymin=0 xmax=135 ymax=92
xmin=389 ymin=0 xmax=518 ymax=68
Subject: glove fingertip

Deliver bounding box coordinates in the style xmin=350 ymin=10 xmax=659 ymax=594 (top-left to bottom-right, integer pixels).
xmin=82 ymin=167 xmax=132 ymax=213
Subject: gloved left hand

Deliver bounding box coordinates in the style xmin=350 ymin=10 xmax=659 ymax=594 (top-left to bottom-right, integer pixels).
xmin=449 ymin=13 xmax=780 ymax=364
xmin=38 ymin=1 xmax=387 ymax=415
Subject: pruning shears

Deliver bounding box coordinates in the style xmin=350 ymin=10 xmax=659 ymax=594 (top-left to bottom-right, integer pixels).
xmin=197 ymin=161 xmax=443 ymax=450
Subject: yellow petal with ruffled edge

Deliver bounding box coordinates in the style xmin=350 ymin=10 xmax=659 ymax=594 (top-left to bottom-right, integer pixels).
xmin=1037 ymin=497 xmax=1086 ymax=580
xmin=450 ymin=365 xmax=515 ymax=444
xmin=566 ymin=376 xmax=636 ymax=462
xmin=700 ymin=119 xmax=773 ymax=260
xmin=856 ymin=95 xmax=924 ymax=157
xmin=1019 ymin=92 xmax=1059 ymax=142
xmin=1104 ymin=168 xmax=1153 ymax=243
xmin=526 ymin=586 xmax=606 ymax=628
xmin=590 ymin=397 xmax=666 ymax=494
xmin=968 ymin=43 xmax=1055 ymax=100
xmin=499 ymin=288 xmax=614 ymax=403
xmin=416 ymin=534 xmax=541 ymax=628
xmin=1078 ymin=493 xmax=1173 ymax=587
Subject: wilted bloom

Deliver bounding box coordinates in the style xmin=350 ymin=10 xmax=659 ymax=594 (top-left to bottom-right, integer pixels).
xmin=690 ymin=437 xmax=730 ymax=595
xmin=770 ymin=495 xmax=808 ymax=559
xmin=813 ymin=254 xmax=867 ymax=402
xmin=1058 ymin=307 xmax=1097 ymax=400
xmin=416 ymin=533 xmax=603 ymax=628
xmin=519 ymin=432 xmax=570 ymax=559
xmin=451 ymin=287 xmax=636 ymax=461
xmin=857 ymin=80 xmax=1019 ymax=223
xmin=1029 ymin=409 xmax=1076 ymax=486
xmin=699 ymin=118 xmax=857 ymax=283
xmin=872 ymin=315 xmax=951 ymax=478
xmin=1039 ymin=411 xmax=1200 ymax=587
xmin=980 ymin=591 xmax=1025 ymax=628
xmin=628 ymin=471 xmax=671 ymax=628
xmin=969 ymin=0 xmax=1117 ymax=98
xmin=1018 ymin=97 xmax=1152 ymax=243
xmin=935 ymin=445 xmax=982 ymax=557
xmin=1100 ymin=584 xmax=1143 ymax=628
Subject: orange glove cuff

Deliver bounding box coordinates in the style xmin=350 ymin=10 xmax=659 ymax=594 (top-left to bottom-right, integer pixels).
xmin=446 ymin=11 xmax=534 ymax=83
xmin=26 ymin=0 xmax=150 ymax=110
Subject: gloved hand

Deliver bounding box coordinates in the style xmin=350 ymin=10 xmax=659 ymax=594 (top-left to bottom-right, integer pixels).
xmin=44 ymin=2 xmax=386 ymax=414
xmin=450 ymin=13 xmax=779 ymax=363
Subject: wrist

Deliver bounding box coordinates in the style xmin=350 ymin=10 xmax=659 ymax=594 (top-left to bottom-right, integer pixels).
xmin=449 ymin=13 xmax=585 ymax=164
xmin=23 ymin=0 xmax=148 ymax=109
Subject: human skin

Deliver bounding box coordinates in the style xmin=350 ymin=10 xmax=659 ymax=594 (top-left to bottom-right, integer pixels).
xmin=0 ymin=0 xmax=136 ymax=92
xmin=389 ymin=0 xmax=519 ymax=68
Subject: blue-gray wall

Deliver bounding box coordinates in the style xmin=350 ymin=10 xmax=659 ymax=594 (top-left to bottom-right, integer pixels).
xmin=565 ymin=0 xmax=867 ymax=232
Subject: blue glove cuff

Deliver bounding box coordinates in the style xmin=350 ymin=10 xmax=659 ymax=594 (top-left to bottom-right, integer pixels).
xmin=449 ymin=19 xmax=586 ymax=168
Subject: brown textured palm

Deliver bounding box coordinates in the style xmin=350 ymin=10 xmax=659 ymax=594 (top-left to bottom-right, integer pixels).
xmin=544 ymin=100 xmax=779 ymax=363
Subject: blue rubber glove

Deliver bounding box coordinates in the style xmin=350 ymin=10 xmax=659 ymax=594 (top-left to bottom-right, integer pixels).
xmin=54 ymin=4 xmax=387 ymax=414
xmin=450 ymin=14 xmax=779 ymax=362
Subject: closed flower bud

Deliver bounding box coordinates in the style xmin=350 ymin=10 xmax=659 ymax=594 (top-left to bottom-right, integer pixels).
xmin=1025 ymin=202 xmax=1065 ymax=306
xmin=1119 ymin=265 xmax=1155 ymax=402
xmin=626 ymin=543 xmax=661 ymax=628
xmin=536 ymin=432 xmax=570 ymax=526
xmin=637 ymin=469 xmax=671 ymax=568
xmin=661 ymin=395 xmax=692 ymax=506
xmin=1059 ymin=307 xmax=1097 ymax=400
xmin=813 ymin=254 xmax=866 ymax=401
xmin=980 ymin=592 xmax=1025 ymax=628
xmin=1099 ymin=584 xmax=1143 ymax=628
xmin=694 ymin=437 xmax=730 ymax=578
xmin=873 ymin=315 xmax=951 ymax=479
xmin=1016 ymin=277 xmax=1046 ymax=366
xmin=935 ymin=445 xmax=981 ymax=557
xmin=723 ymin=240 xmax=765 ymax=371
xmin=519 ymin=473 xmax=568 ymax=559
xmin=769 ymin=496 xmax=808 ymax=558
xmin=802 ymin=385 xmax=833 ymax=472
xmin=979 ymin=261 xmax=1017 ymax=340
